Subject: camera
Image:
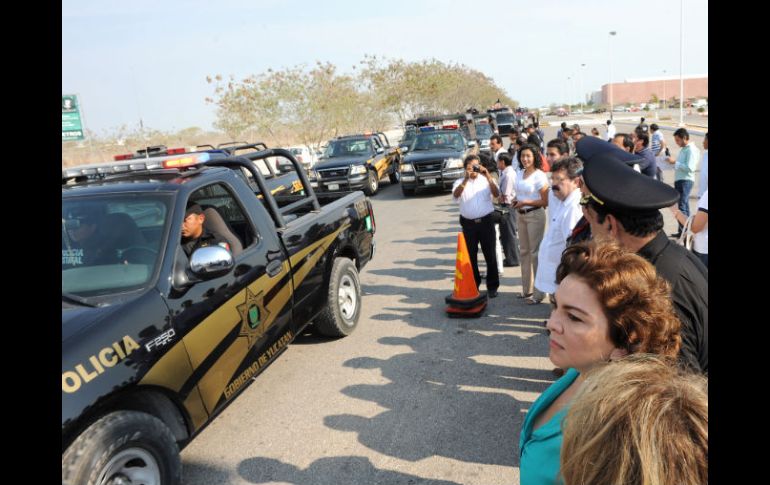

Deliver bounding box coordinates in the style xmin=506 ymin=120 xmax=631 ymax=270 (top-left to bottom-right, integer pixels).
xmin=472 ymin=165 xmax=481 ymax=173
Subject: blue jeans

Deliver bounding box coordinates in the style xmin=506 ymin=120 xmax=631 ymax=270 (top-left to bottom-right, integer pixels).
xmin=674 ymin=179 xmax=694 ymax=233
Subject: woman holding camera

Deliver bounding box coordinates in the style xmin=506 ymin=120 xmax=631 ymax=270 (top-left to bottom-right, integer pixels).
xmin=513 ymin=143 xmax=549 ymax=303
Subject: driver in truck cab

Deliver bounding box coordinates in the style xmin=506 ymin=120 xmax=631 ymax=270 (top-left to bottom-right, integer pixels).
xmin=180 ymin=203 xmax=231 ymax=257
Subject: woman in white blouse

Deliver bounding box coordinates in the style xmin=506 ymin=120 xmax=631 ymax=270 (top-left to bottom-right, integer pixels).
xmin=513 ymin=143 xmax=550 ymax=303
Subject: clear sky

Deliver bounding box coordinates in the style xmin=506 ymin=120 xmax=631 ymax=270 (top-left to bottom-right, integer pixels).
xmin=62 ymin=0 xmax=708 ymax=135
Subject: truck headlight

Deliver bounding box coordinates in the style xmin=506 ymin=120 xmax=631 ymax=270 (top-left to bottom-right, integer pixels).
xmin=350 ymin=165 xmax=367 ymax=175
xmin=444 ymin=158 xmax=463 ymax=169
xmin=400 ymin=163 xmax=414 ymax=173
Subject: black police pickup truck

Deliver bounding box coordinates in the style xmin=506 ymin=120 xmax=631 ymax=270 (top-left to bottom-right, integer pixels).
xmin=399 ymin=128 xmax=475 ymax=196
xmin=61 ymin=149 xmax=376 ymax=485
xmin=310 ymin=132 xmax=400 ymax=196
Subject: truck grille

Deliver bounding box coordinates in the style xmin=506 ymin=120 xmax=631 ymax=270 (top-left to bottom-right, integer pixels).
xmin=317 ymin=167 xmax=349 ymax=179
xmin=414 ymin=160 xmax=443 ymax=174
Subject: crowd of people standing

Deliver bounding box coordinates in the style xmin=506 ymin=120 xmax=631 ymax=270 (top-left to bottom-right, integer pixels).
xmin=450 ymin=118 xmax=708 ymax=485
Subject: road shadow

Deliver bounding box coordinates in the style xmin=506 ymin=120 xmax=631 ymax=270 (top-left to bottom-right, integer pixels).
xmin=236 ymin=456 xmax=463 ymax=485
xmin=330 ymin=282 xmax=553 ymax=468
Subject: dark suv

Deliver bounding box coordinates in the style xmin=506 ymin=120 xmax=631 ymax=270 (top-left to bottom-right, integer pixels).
xmin=310 ymin=133 xmax=400 ymax=196
xmin=399 ymin=129 xmax=474 ymax=196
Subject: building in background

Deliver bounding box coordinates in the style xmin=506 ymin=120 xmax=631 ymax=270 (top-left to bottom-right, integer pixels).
xmin=600 ymin=75 xmax=707 ymax=106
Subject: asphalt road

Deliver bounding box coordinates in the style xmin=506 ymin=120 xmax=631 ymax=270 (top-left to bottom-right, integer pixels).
xmin=180 ymin=125 xmax=705 ymax=485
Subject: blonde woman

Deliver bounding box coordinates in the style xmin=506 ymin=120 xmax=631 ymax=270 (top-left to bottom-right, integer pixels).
xmin=560 ymin=354 xmax=708 ymax=485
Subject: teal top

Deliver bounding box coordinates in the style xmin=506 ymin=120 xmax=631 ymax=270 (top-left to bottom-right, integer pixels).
xmin=674 ymin=143 xmax=700 ymax=182
xmin=519 ymin=368 xmax=580 ymax=485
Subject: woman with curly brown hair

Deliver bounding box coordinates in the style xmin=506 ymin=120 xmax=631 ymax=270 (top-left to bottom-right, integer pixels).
xmin=560 ymin=354 xmax=708 ymax=485
xmin=518 ymin=240 xmax=681 ymax=485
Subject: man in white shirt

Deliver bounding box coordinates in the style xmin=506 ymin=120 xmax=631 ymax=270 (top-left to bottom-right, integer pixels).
xmin=452 ymin=154 xmax=501 ymax=297
xmin=490 ymin=134 xmax=506 ymax=162
xmin=497 ymin=152 xmax=520 ymax=266
xmin=534 ymin=157 xmax=584 ymax=300
xmin=605 ymin=119 xmax=616 ymax=142
xmin=489 ymin=134 xmax=508 ymax=275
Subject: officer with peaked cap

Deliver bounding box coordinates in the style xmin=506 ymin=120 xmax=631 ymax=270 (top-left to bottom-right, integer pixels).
xmin=577 ymin=141 xmax=708 ymax=374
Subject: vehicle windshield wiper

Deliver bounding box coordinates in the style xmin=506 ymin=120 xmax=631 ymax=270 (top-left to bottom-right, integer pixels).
xmin=62 ymin=292 xmax=98 ymax=308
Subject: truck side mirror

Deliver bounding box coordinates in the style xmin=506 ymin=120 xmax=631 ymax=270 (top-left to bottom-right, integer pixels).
xmin=190 ymin=246 xmax=234 ymax=280
xmin=376 ymin=147 xmax=384 ymax=154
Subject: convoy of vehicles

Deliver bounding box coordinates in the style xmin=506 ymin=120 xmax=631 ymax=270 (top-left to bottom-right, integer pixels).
xmin=62 ymin=149 xmax=376 ymax=485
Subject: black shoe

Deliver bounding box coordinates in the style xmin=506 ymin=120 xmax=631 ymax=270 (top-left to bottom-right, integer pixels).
xmin=488 ymin=290 xmax=498 ymax=298
xmin=669 ymin=232 xmax=682 ymax=238
xmin=503 ymin=261 xmax=519 ymax=267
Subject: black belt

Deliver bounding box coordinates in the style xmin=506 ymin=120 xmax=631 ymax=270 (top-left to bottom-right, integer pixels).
xmin=461 ymin=214 xmax=492 ymax=223
xmin=517 ymin=207 xmax=542 ymax=214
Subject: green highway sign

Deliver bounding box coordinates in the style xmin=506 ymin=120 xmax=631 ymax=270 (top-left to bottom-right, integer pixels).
xmin=62 ymin=95 xmax=84 ymax=141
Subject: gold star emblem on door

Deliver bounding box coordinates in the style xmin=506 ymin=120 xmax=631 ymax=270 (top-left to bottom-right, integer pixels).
xmin=236 ymin=287 xmax=270 ymax=348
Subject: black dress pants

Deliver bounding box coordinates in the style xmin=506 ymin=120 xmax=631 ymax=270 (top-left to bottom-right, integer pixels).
xmin=460 ymin=214 xmax=499 ymax=292
xmin=498 ymin=204 xmax=520 ymax=265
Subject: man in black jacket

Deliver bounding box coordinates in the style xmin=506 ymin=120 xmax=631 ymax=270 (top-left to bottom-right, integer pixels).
xmin=577 ymin=143 xmax=708 ymax=374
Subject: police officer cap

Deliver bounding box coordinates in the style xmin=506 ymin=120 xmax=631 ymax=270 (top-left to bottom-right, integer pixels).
xmin=575 ymin=135 xmax=644 ymax=167
xmin=582 ymin=152 xmax=679 ymax=213
xmin=185 ymin=203 xmax=204 ymax=218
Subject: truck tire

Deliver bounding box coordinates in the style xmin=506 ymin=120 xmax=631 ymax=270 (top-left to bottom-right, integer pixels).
xmin=402 ymin=185 xmax=415 ymax=196
xmin=363 ymin=170 xmax=379 ymax=196
xmin=62 ymin=410 xmax=181 ymax=485
xmin=314 ymin=258 xmax=361 ymax=337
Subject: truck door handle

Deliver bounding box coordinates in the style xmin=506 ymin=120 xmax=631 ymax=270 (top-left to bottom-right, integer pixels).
xmin=266 ymin=260 xmax=283 ymax=277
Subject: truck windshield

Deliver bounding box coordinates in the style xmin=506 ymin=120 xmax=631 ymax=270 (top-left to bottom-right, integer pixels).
xmin=325 ymin=139 xmax=372 ymax=158
xmin=412 ymin=132 xmax=465 ymax=151
xmin=495 ymin=113 xmax=514 ymax=124
xmin=62 ymin=194 xmax=172 ymax=297
xmin=475 ymin=124 xmax=493 ymax=138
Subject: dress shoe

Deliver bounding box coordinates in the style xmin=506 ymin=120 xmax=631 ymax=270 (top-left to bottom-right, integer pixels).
xmin=488 ymin=290 xmax=498 ymax=298
xmin=503 ymin=260 xmax=519 ymax=267
xmin=669 ymin=232 xmax=682 ymax=238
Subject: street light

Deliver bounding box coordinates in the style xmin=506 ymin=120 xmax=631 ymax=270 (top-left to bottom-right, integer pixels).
xmin=678 ymin=0 xmax=685 ymax=126
xmin=580 ymin=63 xmax=586 ymax=114
xmin=609 ymin=31 xmax=617 ymax=120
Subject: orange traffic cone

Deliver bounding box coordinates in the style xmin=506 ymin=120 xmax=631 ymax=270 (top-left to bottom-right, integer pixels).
xmin=445 ymin=232 xmax=488 ymax=317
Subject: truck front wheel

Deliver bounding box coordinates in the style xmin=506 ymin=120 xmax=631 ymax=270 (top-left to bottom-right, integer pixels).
xmin=314 ymin=258 xmax=361 ymax=337
xmin=62 ymin=411 xmax=181 ymax=485
xmin=363 ymin=170 xmax=379 ymax=196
